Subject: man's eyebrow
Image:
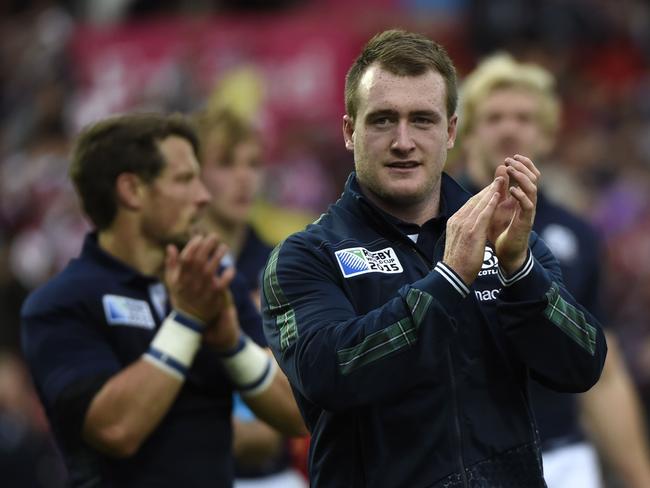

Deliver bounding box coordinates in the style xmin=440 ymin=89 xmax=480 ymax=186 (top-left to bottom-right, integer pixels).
xmin=365 ymin=109 xmax=397 ymax=119
xmin=364 ymin=109 xmax=443 ymax=120
xmin=411 ymin=110 xmax=442 ymax=120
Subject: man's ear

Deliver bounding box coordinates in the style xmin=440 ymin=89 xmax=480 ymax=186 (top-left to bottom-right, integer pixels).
xmin=342 ymin=115 xmax=355 ymax=152
xmin=115 ymin=173 xmax=144 ymax=210
xmin=447 ymin=114 xmax=458 ymax=150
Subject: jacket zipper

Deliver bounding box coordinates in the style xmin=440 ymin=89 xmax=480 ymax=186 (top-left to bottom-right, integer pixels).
xmin=409 ymin=238 xmax=469 ymax=487
xmin=447 ymin=349 xmax=469 ymax=488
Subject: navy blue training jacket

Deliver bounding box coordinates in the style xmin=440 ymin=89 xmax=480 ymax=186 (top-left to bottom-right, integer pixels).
xmin=262 ymin=172 xmax=606 ymax=488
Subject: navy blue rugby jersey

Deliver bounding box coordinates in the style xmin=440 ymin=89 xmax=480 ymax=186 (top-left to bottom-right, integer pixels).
xmin=21 ymin=232 xmax=266 ymax=488
xmin=236 ymin=225 xmax=273 ymax=293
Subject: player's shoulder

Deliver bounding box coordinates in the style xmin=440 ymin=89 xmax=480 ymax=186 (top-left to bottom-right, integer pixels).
xmin=267 ymin=214 xmax=344 ymax=276
xmin=21 ymin=257 xmax=102 ymax=317
xmin=537 ymin=193 xmax=600 ymax=241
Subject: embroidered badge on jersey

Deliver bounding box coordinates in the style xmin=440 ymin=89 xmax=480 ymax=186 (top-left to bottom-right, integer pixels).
xmin=335 ymin=247 xmax=403 ymax=278
xmin=103 ymin=295 xmax=156 ymax=329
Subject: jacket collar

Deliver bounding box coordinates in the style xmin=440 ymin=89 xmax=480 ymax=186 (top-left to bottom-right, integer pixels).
xmin=340 ymin=171 xmax=471 ymax=229
xmin=81 ymin=232 xmax=160 ymax=285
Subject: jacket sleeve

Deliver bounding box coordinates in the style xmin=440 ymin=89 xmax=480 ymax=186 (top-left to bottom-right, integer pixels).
xmin=261 ymin=234 xmax=467 ymax=412
xmin=496 ymin=232 xmax=607 ymax=392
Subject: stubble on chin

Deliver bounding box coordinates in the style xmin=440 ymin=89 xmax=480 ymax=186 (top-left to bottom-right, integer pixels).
xmin=364 ymin=178 xmax=433 ymax=211
xmin=167 ymin=235 xmax=190 ymax=250
xmin=163 ymin=225 xmax=197 ymax=251
xmin=172 ymin=217 xmax=208 ymax=250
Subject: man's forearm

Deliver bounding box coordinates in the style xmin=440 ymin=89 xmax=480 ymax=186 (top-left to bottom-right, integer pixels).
xmin=245 ymin=356 xmax=308 ymax=437
xmin=580 ymin=333 xmax=650 ymax=488
xmin=83 ymin=359 xmax=183 ymax=457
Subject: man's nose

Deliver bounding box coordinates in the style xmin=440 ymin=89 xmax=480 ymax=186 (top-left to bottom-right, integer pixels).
xmin=391 ymin=121 xmax=415 ymax=154
xmin=195 ymin=181 xmax=211 ymax=207
xmin=499 ymin=115 xmax=521 ymax=134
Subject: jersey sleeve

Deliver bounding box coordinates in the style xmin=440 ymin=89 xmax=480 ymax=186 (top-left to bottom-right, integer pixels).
xmin=21 ymin=290 xmax=121 ymax=443
xmin=261 ymin=235 xmax=467 ymax=412
xmin=230 ymin=270 xmax=266 ymax=347
xmin=496 ymin=233 xmax=607 ymax=392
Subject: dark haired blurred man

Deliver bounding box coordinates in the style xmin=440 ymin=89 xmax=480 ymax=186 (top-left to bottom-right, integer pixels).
xmin=21 ymin=112 xmax=306 ymax=487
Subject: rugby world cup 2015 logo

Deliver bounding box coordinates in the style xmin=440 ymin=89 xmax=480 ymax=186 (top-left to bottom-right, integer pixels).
xmin=335 ymin=247 xmax=403 ymax=278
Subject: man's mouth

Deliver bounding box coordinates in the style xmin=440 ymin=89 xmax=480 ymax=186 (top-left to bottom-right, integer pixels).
xmin=387 ymin=160 xmax=420 ymax=169
xmin=497 ymin=141 xmax=521 ymax=156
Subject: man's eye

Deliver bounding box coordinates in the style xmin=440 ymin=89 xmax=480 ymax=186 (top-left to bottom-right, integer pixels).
xmin=413 ymin=117 xmax=433 ymax=125
xmin=176 ymin=174 xmax=195 ymax=183
xmin=373 ymin=117 xmax=391 ymax=126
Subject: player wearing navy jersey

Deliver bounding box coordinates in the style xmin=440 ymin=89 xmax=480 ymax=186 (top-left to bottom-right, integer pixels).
xmin=196 ymin=109 xmax=307 ymax=488
xmin=21 ymin=113 xmax=306 ymax=487
xmin=458 ymin=53 xmax=650 ymax=488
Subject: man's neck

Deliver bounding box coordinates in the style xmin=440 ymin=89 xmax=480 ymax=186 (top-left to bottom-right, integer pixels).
xmin=359 ymin=182 xmax=441 ymax=227
xmin=200 ymin=215 xmax=247 ymax=258
xmin=98 ymin=225 xmax=165 ymax=279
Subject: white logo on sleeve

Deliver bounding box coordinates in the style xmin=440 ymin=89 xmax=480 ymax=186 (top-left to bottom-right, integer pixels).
xmin=475 ymin=246 xmax=501 ymax=301
xmin=103 ymin=295 xmax=156 ymax=329
xmin=478 ymin=246 xmax=499 ymax=276
xmin=335 ymin=247 xmax=403 ymax=278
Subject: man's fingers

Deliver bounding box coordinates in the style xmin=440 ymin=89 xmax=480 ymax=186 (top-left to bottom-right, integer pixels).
xmin=179 ymin=234 xmax=202 ymax=265
xmin=475 ymin=191 xmax=500 ymax=229
xmin=505 ymin=165 xmax=537 ymax=202
xmin=165 ymin=244 xmax=178 ymax=269
xmin=508 ymin=185 xmax=535 ymax=214
xmin=507 ymin=155 xmax=540 ymax=181
xmin=457 ymin=176 xmax=500 ymax=216
xmin=179 ymin=234 xmax=223 ymax=282
xmin=193 ymin=233 xmax=219 ymax=266
xmin=494 ymin=164 xmax=509 ymax=181
xmin=468 ymin=177 xmax=503 ymax=220
xmin=204 ymin=242 xmax=229 ymax=277
xmin=213 ymin=265 xmax=236 ymax=291
xmin=164 ymin=244 xmax=180 ymax=285
xmin=513 ymin=154 xmax=541 ymax=179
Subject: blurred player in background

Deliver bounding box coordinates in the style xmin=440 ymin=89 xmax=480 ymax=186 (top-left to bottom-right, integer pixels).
xmin=196 ymin=108 xmax=309 ymax=488
xmin=21 ymin=112 xmax=306 ymax=487
xmin=457 ymin=53 xmax=650 ymax=488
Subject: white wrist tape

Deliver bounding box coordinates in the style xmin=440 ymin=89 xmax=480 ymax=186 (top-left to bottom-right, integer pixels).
xmin=219 ymin=335 xmax=277 ymax=397
xmin=143 ymin=310 xmax=204 ymax=380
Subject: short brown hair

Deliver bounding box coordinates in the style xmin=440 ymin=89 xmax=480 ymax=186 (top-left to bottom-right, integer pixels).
xmin=69 ymin=112 xmax=199 ymax=230
xmin=345 ymin=29 xmax=458 ymax=119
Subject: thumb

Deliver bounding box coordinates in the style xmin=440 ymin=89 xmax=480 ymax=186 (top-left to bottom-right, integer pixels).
xmin=164 ymin=244 xmax=179 ymax=281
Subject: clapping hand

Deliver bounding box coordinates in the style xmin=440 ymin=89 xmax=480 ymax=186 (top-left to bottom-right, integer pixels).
xmin=488 ymin=155 xmax=540 ymax=275
xmin=443 ymin=177 xmax=503 ymax=286
xmin=165 ymin=233 xmax=236 ymax=325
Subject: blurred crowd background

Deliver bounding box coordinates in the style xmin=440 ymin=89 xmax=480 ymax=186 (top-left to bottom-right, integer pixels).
xmin=1 ymin=0 xmax=649 ymax=486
